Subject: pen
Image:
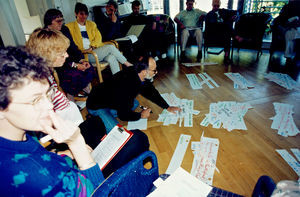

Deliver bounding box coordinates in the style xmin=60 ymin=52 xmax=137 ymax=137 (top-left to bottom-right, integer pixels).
xmin=140 ymin=105 xmax=153 ymax=113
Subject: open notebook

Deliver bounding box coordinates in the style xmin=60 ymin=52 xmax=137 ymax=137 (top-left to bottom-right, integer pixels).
xmin=115 ymin=24 xmax=145 ymax=43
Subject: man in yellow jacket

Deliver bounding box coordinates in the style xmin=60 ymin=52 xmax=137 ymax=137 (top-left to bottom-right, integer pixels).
xmin=66 ymin=2 xmax=132 ymax=74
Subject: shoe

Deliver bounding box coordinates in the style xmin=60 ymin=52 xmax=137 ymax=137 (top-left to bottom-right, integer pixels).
xmin=197 ymin=50 xmax=202 ymax=61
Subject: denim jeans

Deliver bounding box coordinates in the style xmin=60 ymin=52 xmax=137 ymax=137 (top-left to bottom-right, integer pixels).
xmin=252 ymin=175 xmax=276 ymax=197
xmin=88 ymin=99 xmax=139 ymax=133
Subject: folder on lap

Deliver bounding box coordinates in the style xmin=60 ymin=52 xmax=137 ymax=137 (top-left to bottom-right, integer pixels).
xmin=115 ymin=24 xmax=145 ymax=43
xmin=91 ymin=124 xmax=133 ymax=170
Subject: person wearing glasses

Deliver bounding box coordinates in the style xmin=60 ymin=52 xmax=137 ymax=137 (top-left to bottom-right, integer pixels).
xmin=0 ymin=46 xmax=104 ymax=196
xmin=25 ymin=28 xmax=150 ymax=178
xmin=44 ymin=9 xmax=95 ymax=100
xmin=87 ymin=55 xmax=181 ymax=133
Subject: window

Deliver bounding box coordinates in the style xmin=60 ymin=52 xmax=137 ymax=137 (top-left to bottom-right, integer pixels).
xmin=243 ymin=0 xmax=288 ymax=18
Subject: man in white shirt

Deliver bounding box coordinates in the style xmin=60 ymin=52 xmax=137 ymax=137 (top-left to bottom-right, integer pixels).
xmin=175 ymin=0 xmax=206 ymax=61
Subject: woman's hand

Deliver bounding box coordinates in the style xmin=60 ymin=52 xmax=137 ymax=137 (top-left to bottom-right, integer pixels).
xmin=77 ymin=61 xmax=91 ymax=71
xmin=40 ymin=111 xmax=82 ymax=145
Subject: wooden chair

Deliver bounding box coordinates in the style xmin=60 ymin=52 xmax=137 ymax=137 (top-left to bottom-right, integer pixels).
xmin=82 ymin=50 xmax=109 ymax=83
xmin=83 ymin=41 xmax=122 ymax=83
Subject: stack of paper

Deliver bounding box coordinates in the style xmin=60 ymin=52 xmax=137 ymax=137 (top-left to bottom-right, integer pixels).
xmin=264 ymin=72 xmax=300 ymax=90
xmin=200 ymin=101 xmax=252 ymax=131
xmin=148 ymin=167 xmax=212 ymax=197
xmin=270 ymin=102 xmax=299 ymax=137
xmin=159 ymin=93 xmax=200 ymax=127
xmin=190 ymin=133 xmax=220 ymax=185
xmin=225 ymin=72 xmax=255 ymax=89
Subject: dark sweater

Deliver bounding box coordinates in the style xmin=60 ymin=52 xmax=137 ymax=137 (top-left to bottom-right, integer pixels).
xmin=95 ymin=11 xmax=122 ymax=42
xmin=0 ymin=134 xmax=104 ymax=196
xmin=86 ymin=67 xmax=169 ymax=121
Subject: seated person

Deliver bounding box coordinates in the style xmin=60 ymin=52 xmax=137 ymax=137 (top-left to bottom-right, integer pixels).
xmin=0 ymin=46 xmax=104 ymax=196
xmin=94 ymin=0 xmax=122 ymax=42
xmin=25 ymin=28 xmax=150 ymax=177
xmin=272 ymin=0 xmax=300 ymax=61
xmin=66 ymin=2 xmax=132 ymax=74
xmin=121 ymin=0 xmax=155 ymax=59
xmin=87 ymin=55 xmax=181 ymax=133
xmin=205 ymin=0 xmax=236 ymax=62
xmin=174 ymin=0 xmax=206 ymax=60
xmin=121 ymin=0 xmax=150 ymax=34
xmin=44 ymin=8 xmax=95 ymax=99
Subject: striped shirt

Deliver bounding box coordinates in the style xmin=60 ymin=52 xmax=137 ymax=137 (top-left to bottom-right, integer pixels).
xmin=48 ymin=75 xmax=70 ymax=111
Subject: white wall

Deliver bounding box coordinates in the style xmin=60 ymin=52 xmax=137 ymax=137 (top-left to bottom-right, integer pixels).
xmin=14 ymin=0 xmax=42 ymax=36
xmin=0 ymin=0 xmax=26 ymax=46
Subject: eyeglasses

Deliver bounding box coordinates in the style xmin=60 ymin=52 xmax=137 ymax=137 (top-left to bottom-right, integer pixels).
xmin=54 ymin=18 xmax=64 ymax=23
xmin=11 ymin=87 xmax=55 ymax=106
xmin=148 ymin=69 xmax=158 ymax=74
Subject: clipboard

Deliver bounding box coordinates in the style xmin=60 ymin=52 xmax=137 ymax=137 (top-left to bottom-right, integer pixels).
xmin=91 ymin=124 xmax=133 ymax=170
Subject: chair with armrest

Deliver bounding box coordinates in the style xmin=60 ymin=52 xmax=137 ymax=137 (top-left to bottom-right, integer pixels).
xmin=83 ymin=40 xmax=122 ymax=83
xmin=231 ymin=13 xmax=272 ymax=61
xmin=147 ymin=14 xmax=176 ymax=57
xmin=203 ymin=9 xmax=237 ymax=58
xmin=94 ymin=150 xmax=159 ymax=196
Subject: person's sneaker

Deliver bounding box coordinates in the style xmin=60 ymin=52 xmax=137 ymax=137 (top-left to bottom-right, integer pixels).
xmin=197 ymin=50 xmax=202 ymax=61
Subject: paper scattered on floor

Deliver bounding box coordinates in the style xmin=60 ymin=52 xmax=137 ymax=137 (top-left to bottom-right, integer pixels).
xmin=276 ymin=149 xmax=300 ymax=177
xmin=264 ymin=72 xmax=300 ymax=90
xmin=186 ymin=73 xmax=219 ymax=89
xmin=148 ymin=167 xmax=212 ymax=197
xmin=190 ymin=133 xmax=220 ymax=185
xmin=182 ymin=62 xmax=218 ymax=67
xmin=186 ymin=74 xmax=202 ymax=89
xmin=291 ymin=149 xmax=300 ymax=162
xmin=159 ymin=93 xmax=199 ymax=127
xmin=225 ymin=72 xmax=254 ymax=89
xmin=166 ymin=134 xmax=191 ymax=175
xmin=270 ymin=102 xmax=299 ymax=137
xmin=127 ymin=118 xmax=147 ymax=130
xmin=200 ymin=101 xmax=252 ymax=131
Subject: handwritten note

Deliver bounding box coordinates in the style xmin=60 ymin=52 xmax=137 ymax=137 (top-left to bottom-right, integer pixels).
xmin=190 ymin=133 xmax=220 ymax=185
xmin=276 ymin=149 xmax=300 ymax=176
xmin=270 ymin=103 xmax=299 ymax=137
xmin=159 ymin=93 xmax=199 ymax=128
xmin=186 ymin=74 xmax=202 ymax=89
xmin=225 ymin=72 xmax=254 ymax=89
xmin=264 ymin=72 xmax=300 ymax=90
xmin=200 ymin=101 xmax=252 ymax=131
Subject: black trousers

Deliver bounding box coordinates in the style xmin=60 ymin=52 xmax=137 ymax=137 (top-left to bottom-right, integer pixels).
xmin=80 ymin=115 xmax=150 ymax=178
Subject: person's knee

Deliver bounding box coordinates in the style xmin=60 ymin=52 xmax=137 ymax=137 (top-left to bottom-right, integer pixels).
xmin=130 ymin=129 xmax=150 ymax=151
xmin=181 ymin=29 xmax=189 ymax=38
xmin=195 ymin=29 xmax=203 ymax=38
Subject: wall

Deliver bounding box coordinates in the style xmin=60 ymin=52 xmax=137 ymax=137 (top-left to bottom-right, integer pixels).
xmin=15 ymin=0 xmax=42 ymax=37
xmin=0 ymin=0 xmax=26 ymax=46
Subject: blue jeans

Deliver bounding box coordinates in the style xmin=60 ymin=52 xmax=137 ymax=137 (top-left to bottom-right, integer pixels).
xmin=88 ymin=99 xmax=139 ymax=133
xmin=252 ymin=175 xmax=276 ymax=197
